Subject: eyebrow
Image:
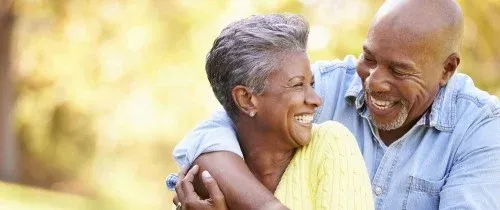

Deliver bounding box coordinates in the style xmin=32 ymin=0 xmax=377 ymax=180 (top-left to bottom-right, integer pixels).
xmin=286 ymin=74 xmax=316 ymax=84
xmin=390 ymin=61 xmax=416 ymax=71
xmin=288 ymin=75 xmax=305 ymax=82
xmin=363 ymin=45 xmax=416 ymax=71
xmin=362 ymin=45 xmax=373 ymax=56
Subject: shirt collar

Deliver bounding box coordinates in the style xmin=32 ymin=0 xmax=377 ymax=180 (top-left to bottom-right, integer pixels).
xmin=345 ymin=73 xmax=364 ymax=108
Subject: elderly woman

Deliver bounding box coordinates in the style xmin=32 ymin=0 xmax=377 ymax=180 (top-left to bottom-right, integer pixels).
xmin=173 ymin=14 xmax=374 ymax=210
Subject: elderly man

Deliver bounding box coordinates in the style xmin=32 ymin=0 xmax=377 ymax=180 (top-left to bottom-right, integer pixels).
xmin=173 ymin=0 xmax=500 ymax=209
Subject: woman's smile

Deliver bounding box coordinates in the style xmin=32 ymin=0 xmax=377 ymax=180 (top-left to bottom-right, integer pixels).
xmin=293 ymin=113 xmax=314 ymax=127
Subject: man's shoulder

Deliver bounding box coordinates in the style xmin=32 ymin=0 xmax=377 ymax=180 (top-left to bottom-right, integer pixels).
xmin=438 ymin=73 xmax=500 ymax=135
xmin=311 ymin=55 xmax=361 ymax=122
xmin=452 ymin=73 xmax=500 ymax=119
xmin=312 ymin=55 xmax=358 ymax=76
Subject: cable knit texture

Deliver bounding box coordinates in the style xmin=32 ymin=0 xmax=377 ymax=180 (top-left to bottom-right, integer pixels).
xmin=274 ymin=121 xmax=374 ymax=210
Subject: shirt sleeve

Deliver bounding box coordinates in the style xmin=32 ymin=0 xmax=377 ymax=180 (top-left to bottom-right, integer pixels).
xmin=172 ymin=109 xmax=243 ymax=168
xmin=439 ymin=118 xmax=500 ymax=209
xmin=313 ymin=121 xmax=374 ymax=210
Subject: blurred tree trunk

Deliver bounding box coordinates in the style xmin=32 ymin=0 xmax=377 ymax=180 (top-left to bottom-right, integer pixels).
xmin=0 ymin=0 xmax=17 ymax=182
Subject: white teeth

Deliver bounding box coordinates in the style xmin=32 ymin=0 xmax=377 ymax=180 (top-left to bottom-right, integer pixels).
xmin=370 ymin=96 xmax=396 ymax=110
xmin=294 ymin=114 xmax=313 ymax=124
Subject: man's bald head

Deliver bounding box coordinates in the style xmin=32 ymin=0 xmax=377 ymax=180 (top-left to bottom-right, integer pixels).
xmin=369 ymin=0 xmax=464 ymax=61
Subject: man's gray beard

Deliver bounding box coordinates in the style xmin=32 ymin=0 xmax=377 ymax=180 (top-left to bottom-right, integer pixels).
xmin=369 ymin=101 xmax=409 ymax=131
xmin=364 ymin=91 xmax=410 ymax=131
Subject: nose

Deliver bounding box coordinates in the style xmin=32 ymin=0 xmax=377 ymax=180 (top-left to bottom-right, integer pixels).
xmin=365 ymin=65 xmax=391 ymax=93
xmin=305 ymin=85 xmax=323 ymax=108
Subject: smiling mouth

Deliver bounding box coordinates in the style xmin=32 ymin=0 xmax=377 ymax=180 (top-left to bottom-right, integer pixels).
xmin=369 ymin=96 xmax=397 ymax=110
xmin=294 ymin=114 xmax=314 ymax=125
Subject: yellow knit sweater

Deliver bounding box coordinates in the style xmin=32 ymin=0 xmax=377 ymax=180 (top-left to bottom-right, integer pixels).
xmin=274 ymin=121 xmax=374 ymax=210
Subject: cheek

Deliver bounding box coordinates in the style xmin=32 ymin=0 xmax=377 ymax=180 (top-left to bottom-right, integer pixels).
xmin=398 ymin=79 xmax=437 ymax=108
xmin=268 ymin=96 xmax=299 ymax=122
xmin=256 ymin=97 xmax=284 ymax=125
xmin=287 ymin=94 xmax=308 ymax=111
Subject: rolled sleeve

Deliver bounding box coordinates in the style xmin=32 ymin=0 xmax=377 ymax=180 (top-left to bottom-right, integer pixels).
xmin=172 ymin=110 xmax=243 ymax=168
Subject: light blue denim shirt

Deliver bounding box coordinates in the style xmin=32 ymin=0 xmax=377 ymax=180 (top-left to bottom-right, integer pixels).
xmin=173 ymin=55 xmax=500 ymax=209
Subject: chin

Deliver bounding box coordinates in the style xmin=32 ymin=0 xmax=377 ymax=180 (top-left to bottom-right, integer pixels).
xmin=295 ymin=133 xmax=312 ymax=147
xmin=370 ymin=106 xmax=409 ymax=131
xmin=371 ymin=117 xmax=406 ymax=131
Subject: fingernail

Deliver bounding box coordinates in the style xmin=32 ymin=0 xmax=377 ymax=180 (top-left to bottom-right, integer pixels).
xmin=202 ymin=170 xmax=212 ymax=179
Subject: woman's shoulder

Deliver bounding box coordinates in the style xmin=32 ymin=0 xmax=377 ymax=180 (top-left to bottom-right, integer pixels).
xmin=306 ymin=121 xmax=374 ymax=210
xmin=312 ymin=120 xmax=352 ymax=137
xmin=307 ymin=121 xmax=359 ymax=157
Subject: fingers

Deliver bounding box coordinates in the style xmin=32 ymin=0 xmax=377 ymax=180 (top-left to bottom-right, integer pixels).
xmin=176 ymin=165 xmax=200 ymax=204
xmin=184 ymin=165 xmax=200 ymax=183
xmin=173 ymin=194 xmax=179 ymax=206
xmin=174 ymin=168 xmax=227 ymax=210
xmin=175 ymin=165 xmax=193 ymax=202
xmin=181 ymin=165 xmax=199 ymax=196
xmin=201 ymin=170 xmax=227 ymax=209
xmin=178 ymin=165 xmax=190 ymax=178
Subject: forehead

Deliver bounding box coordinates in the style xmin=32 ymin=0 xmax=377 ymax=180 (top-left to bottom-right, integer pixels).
xmin=267 ymin=52 xmax=311 ymax=81
xmin=364 ymin=24 xmax=439 ymax=66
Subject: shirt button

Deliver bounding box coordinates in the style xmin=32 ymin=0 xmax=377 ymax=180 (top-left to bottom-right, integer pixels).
xmin=374 ymin=186 xmax=383 ymax=196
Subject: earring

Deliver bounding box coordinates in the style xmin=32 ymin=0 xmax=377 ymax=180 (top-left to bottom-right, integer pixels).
xmin=249 ymin=111 xmax=255 ymax=117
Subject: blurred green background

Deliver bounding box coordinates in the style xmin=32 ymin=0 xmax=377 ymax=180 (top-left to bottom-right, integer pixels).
xmin=0 ymin=0 xmax=499 ymax=209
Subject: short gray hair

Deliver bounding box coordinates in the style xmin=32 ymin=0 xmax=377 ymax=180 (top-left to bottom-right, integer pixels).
xmin=206 ymin=14 xmax=309 ymax=120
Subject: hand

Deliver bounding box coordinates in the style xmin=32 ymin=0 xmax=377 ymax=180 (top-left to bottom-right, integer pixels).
xmin=173 ymin=165 xmax=228 ymax=210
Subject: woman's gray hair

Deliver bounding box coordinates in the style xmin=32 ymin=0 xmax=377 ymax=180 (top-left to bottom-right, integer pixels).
xmin=206 ymin=14 xmax=309 ymax=119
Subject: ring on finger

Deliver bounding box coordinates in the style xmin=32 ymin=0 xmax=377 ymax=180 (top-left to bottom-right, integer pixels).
xmin=176 ymin=202 xmax=182 ymax=210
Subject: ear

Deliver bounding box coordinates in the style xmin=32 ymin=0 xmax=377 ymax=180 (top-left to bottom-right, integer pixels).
xmin=440 ymin=53 xmax=460 ymax=86
xmin=231 ymin=85 xmax=258 ymax=117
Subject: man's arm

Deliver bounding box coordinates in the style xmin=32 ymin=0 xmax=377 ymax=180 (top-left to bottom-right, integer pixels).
xmin=439 ymin=118 xmax=500 ymax=209
xmin=195 ymin=152 xmax=287 ymax=210
xmin=173 ymin=110 xmax=287 ymax=209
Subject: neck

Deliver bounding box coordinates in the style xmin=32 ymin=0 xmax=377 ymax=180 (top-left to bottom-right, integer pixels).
xmin=378 ymin=122 xmax=414 ymax=145
xmin=378 ymin=112 xmax=425 ymax=145
xmin=236 ymin=118 xmax=295 ymax=193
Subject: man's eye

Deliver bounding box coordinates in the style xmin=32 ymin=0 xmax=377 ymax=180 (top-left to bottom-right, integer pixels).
xmin=293 ymin=82 xmax=304 ymax=87
xmin=361 ymin=55 xmax=377 ymax=66
xmin=391 ymin=68 xmax=407 ymax=77
xmin=364 ymin=56 xmax=375 ymax=63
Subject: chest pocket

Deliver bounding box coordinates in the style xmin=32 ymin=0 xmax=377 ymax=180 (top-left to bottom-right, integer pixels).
xmin=402 ymin=176 xmax=446 ymax=210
